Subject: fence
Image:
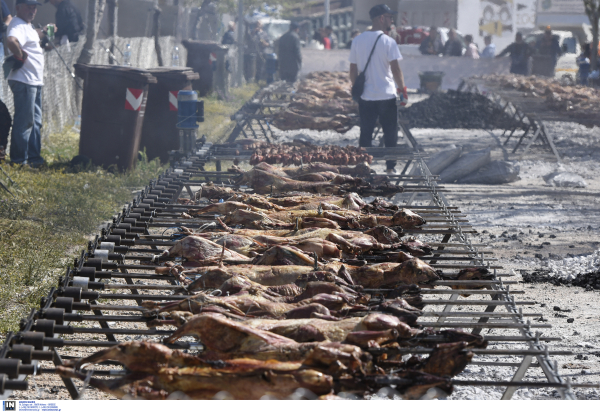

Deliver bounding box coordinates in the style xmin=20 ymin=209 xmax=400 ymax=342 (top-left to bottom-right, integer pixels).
xmin=1 ymin=35 xmax=186 ymax=139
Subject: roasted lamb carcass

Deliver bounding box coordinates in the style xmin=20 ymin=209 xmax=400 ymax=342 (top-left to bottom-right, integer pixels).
xmin=252 ymin=245 xmax=320 ymax=266
xmin=240 ymin=313 xmax=421 ymax=345
xmin=163 ymin=313 xmax=371 ymax=371
xmin=347 ymin=258 xmax=440 ymax=288
xmin=57 ymin=341 xmax=334 ymax=400
xmin=156 ymin=236 xmax=252 ymax=265
xmin=166 ymin=264 xmax=316 ymax=288
xmin=149 ymin=287 xmax=362 ymax=319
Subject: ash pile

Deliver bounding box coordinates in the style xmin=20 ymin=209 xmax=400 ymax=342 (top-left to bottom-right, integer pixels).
xmin=522 ymin=250 xmax=600 ymax=291
xmin=399 ymin=90 xmax=522 ymax=130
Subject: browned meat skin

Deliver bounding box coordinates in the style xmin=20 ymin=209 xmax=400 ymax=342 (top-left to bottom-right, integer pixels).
xmin=189 ymin=201 xmax=264 ymax=215
xmin=58 ymin=351 xmax=334 ymax=400
xmin=226 ymin=193 xmax=285 ymax=211
xmin=151 ymin=288 xmax=360 ymax=319
xmin=301 ymin=217 xmax=341 ymax=229
xmin=196 ymin=183 xmax=236 ymax=201
xmin=365 ymin=225 xmax=402 ymax=243
xmin=224 ymin=209 xmax=294 ymax=230
xmin=349 ymin=259 xmax=440 ymax=288
xmin=344 ymin=329 xmax=399 ymax=348
xmin=63 ymin=340 xmax=206 ymax=372
xmin=450 ymin=267 xmax=491 ymax=296
xmin=160 ymin=236 xmax=251 ymax=264
xmin=373 ymin=298 xmax=423 ymax=325
xmin=252 ymin=245 xmax=318 ymax=267
xmin=267 ymin=192 xmax=365 ymax=211
xmin=418 ymin=342 xmax=473 ymax=377
xmin=163 ymin=313 xmax=370 ymax=374
xmin=399 ymin=237 xmax=433 ymax=257
xmin=170 ymin=265 xmax=315 ymax=289
xmin=290 ymin=238 xmax=342 ymax=259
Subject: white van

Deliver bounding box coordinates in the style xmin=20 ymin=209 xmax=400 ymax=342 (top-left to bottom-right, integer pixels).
xmin=525 ymin=30 xmax=581 ymax=84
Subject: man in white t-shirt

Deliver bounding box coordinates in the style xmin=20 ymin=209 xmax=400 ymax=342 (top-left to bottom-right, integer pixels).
xmin=350 ymin=4 xmax=407 ymax=174
xmin=6 ymin=0 xmax=46 ymax=166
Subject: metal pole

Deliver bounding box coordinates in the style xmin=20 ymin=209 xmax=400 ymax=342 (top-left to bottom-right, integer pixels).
xmin=324 ymin=0 xmax=330 ymax=26
xmin=236 ymin=0 xmax=244 ymax=87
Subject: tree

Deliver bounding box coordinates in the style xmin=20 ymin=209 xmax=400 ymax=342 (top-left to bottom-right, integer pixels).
xmin=584 ymin=0 xmax=600 ymax=71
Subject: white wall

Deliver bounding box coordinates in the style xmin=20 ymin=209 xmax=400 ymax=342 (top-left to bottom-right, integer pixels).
xmin=299 ymin=48 xmax=510 ymax=90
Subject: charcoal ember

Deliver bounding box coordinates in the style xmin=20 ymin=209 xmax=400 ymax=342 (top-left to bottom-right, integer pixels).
xmin=399 ymin=90 xmax=522 ymax=129
xmin=522 ymin=269 xmax=600 ymax=291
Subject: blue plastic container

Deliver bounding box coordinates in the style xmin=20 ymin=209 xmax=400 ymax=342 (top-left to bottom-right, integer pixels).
xmin=177 ymin=90 xmax=199 ymax=130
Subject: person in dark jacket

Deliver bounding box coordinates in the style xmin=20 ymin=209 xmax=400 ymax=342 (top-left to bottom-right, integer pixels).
xmin=222 ymin=21 xmax=235 ymax=45
xmin=46 ymin=0 xmax=83 ymax=43
xmin=496 ymin=32 xmax=534 ymax=75
xmin=419 ymin=26 xmax=443 ymax=55
xmin=535 ymin=26 xmax=562 ymax=73
xmin=278 ymin=22 xmax=302 ymax=83
xmin=443 ymin=29 xmax=463 ymax=56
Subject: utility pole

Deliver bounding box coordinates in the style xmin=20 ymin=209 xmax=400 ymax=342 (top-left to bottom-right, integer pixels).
xmin=324 ymin=0 xmax=330 ymax=27
xmin=236 ymin=0 xmax=244 ymax=87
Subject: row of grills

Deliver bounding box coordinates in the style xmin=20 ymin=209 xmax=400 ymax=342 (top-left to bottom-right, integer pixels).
xmin=0 ymin=79 xmax=583 ymax=400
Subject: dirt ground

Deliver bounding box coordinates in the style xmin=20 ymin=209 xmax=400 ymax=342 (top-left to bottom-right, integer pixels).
xmin=6 ymin=107 xmax=600 ymax=401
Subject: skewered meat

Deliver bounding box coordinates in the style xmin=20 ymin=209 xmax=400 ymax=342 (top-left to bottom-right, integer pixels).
xmin=349 ymin=259 xmax=440 ymax=288
xmin=196 ymin=183 xmax=236 ymax=201
xmin=163 ymin=313 xmax=370 ymax=372
xmin=150 ymin=288 xmax=362 ymax=319
xmin=237 ymin=166 xmax=402 ymax=197
xmin=168 ymin=265 xmax=315 ymax=288
xmin=418 ymin=342 xmax=473 ymax=377
xmin=450 ymin=267 xmax=491 ymax=296
xmin=190 ymin=201 xmax=264 ymax=215
xmin=57 ymin=341 xmax=334 ymax=399
xmin=252 ymin=245 xmax=318 ymax=266
xmin=58 ymin=363 xmax=333 ymax=400
xmin=240 ymin=313 xmax=420 ymax=344
xmin=157 ymin=236 xmax=251 ymax=264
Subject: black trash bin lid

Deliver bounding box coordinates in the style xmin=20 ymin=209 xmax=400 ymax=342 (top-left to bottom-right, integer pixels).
xmin=74 ymin=64 xmax=158 ymax=84
xmin=146 ymin=67 xmax=200 ymax=81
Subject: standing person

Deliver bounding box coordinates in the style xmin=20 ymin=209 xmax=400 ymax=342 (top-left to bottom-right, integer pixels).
xmin=463 ymin=35 xmax=479 ymax=59
xmin=324 ymin=26 xmax=337 ymax=49
xmin=481 ymin=35 xmax=495 ymax=58
xmin=346 ymin=29 xmax=359 ymax=49
xmin=535 ymin=26 xmax=562 ymax=76
xmin=496 ymin=32 xmax=534 ymax=75
xmin=419 ymin=26 xmax=443 ymax=55
xmin=0 ymin=0 xmax=12 ymax=67
xmin=277 ymin=22 xmax=302 ymax=83
xmin=349 ymin=4 xmax=407 ymax=174
xmin=6 ymin=0 xmax=47 ymax=167
xmin=246 ymin=21 xmax=270 ymax=82
xmin=0 ymin=0 xmax=13 ymax=101
xmin=320 ymin=28 xmax=331 ymax=49
xmin=221 ymin=21 xmax=235 ymax=45
xmin=443 ymin=29 xmax=463 ymax=56
xmin=45 ymin=0 xmax=83 ymax=44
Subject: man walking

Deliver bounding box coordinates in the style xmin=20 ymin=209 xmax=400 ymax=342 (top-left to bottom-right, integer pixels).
xmin=350 ymin=4 xmax=407 ymax=174
xmin=278 ymin=22 xmax=302 ymax=83
xmin=496 ymin=32 xmax=534 ymax=75
xmin=46 ymin=0 xmax=83 ymax=44
xmin=6 ymin=0 xmax=47 ymax=166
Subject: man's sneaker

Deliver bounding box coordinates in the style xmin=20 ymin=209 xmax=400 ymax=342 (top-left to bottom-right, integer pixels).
xmin=386 ymin=168 xmax=398 ymax=175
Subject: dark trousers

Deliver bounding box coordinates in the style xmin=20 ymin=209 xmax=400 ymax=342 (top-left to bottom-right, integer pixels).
xmin=280 ymin=70 xmax=299 ymax=83
xmin=358 ymin=98 xmax=398 ymax=169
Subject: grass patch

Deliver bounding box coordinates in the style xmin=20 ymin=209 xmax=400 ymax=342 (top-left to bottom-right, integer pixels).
xmin=0 ymin=84 xmax=257 ymax=336
xmin=0 ymin=130 xmax=166 ymax=335
xmin=197 ymin=83 xmax=259 ymax=144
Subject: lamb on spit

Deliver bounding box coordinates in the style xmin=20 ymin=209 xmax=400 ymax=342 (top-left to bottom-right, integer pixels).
xmin=57 ymin=338 xmax=469 ymax=399
xmin=162 ymin=256 xmax=438 ymax=291
xmin=236 ymin=164 xmax=402 ymax=197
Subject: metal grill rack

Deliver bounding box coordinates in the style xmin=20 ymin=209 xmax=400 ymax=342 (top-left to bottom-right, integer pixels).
xmin=0 ymin=139 xmax=585 ymax=400
xmin=457 ymin=79 xmax=561 ymax=161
